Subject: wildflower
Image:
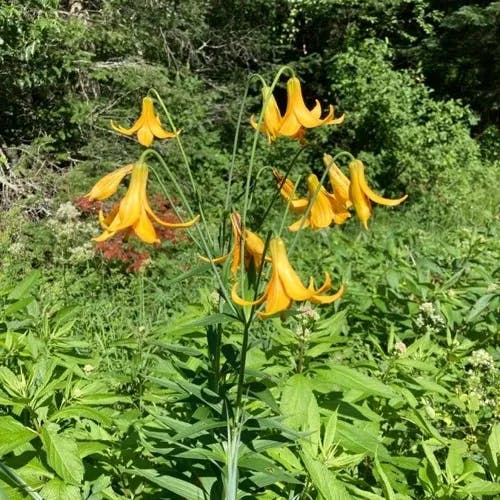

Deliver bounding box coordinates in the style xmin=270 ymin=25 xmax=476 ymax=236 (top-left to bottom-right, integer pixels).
xmin=232 ymin=237 xmax=344 ymax=319
xmin=251 ymin=77 xmax=344 ymax=142
xmin=111 ymin=97 xmax=178 ymax=147
xmin=86 ymin=163 xmax=199 ymax=244
xmin=202 ymin=212 xmax=266 ymax=275
xmin=348 ymin=160 xmax=407 ymax=229
xmin=289 ymin=174 xmax=350 ymax=231
xmin=272 ymin=169 xmax=307 ymax=214
xmin=323 ymin=154 xmax=352 ymax=209
xmin=250 ymin=86 xmax=285 ymax=142
xmin=394 ymin=342 xmax=407 ymax=354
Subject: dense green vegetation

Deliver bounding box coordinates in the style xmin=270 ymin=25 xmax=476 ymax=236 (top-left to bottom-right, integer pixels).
xmin=1 ymin=1 xmax=499 ymax=499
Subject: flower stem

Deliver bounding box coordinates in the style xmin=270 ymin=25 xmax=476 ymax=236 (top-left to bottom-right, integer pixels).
xmin=235 ymin=319 xmax=251 ymax=410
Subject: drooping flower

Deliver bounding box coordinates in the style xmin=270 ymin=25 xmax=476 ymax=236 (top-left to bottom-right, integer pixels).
xmin=232 ymin=237 xmax=344 ymax=319
xmin=249 ymin=86 xmax=285 ymax=142
xmin=250 ymin=77 xmax=344 ymax=142
xmin=272 ymin=169 xmax=307 ymax=214
xmin=85 ymin=163 xmax=199 ymax=244
xmin=111 ymin=97 xmax=179 ymax=147
xmin=201 ymin=212 xmax=266 ymax=275
xmin=348 ymin=159 xmax=408 ymax=229
xmin=323 ymin=154 xmax=352 ymax=209
xmin=288 ymin=174 xmax=350 ymax=231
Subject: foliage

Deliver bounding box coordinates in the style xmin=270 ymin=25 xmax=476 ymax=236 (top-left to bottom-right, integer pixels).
xmin=1 ymin=1 xmax=499 ymax=499
xmin=324 ymin=39 xmax=499 ymax=225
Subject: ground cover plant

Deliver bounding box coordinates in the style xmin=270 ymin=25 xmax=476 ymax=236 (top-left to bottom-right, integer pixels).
xmin=1 ymin=2 xmax=499 ymax=499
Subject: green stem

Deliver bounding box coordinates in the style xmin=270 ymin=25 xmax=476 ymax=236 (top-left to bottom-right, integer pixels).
xmin=0 ymin=461 xmax=43 ymax=500
xmin=235 ymin=319 xmax=251 ymax=410
xmin=241 ymin=66 xmax=295 ymax=230
xmin=224 ymin=82 xmax=250 ymax=211
xmin=144 ymin=151 xmax=237 ymax=315
xmin=148 ymin=89 xmax=215 ymax=248
xmin=254 ymin=145 xmax=306 ymax=231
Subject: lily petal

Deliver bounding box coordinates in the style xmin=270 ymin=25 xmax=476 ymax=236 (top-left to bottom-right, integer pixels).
xmin=86 ymin=164 xmax=133 ymax=201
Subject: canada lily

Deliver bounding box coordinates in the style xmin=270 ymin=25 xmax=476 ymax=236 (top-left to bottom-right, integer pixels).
xmin=202 ymin=212 xmax=266 ymax=275
xmin=272 ymin=169 xmax=307 ymax=214
xmin=232 ymin=237 xmax=344 ymax=319
xmin=111 ymin=96 xmax=178 ymax=147
xmin=324 ymin=154 xmax=352 ymax=209
xmin=289 ymin=174 xmax=350 ymax=231
xmin=251 ymin=77 xmax=344 ymax=142
xmin=85 ymin=163 xmax=199 ymax=243
xmin=348 ymin=159 xmax=408 ymax=229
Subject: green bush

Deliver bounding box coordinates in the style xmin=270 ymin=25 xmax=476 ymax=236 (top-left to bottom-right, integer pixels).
xmin=326 ymin=39 xmax=499 ymax=225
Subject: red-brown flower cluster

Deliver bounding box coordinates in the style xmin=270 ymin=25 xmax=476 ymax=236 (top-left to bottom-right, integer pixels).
xmin=74 ymin=194 xmax=186 ymax=272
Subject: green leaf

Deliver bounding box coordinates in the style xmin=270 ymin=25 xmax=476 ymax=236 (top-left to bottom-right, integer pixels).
xmin=0 ymin=485 xmax=9 ymax=500
xmin=335 ymin=420 xmax=390 ymax=460
xmin=374 ymin=455 xmax=396 ymax=500
xmin=7 ymin=271 xmax=41 ymax=300
xmin=422 ymin=441 xmax=442 ymax=485
xmin=280 ymin=374 xmax=320 ymax=456
xmin=317 ymin=364 xmax=395 ymax=399
xmin=459 ymin=479 xmax=500 ymax=495
xmin=0 ymin=416 xmax=38 ymax=457
xmin=266 ymin=447 xmax=302 ymax=473
xmin=445 ymin=439 xmax=467 ymax=479
xmin=126 ymin=468 xmax=205 ymax=500
xmin=466 ymin=293 xmax=497 ymax=323
xmin=40 ymin=424 xmax=84 ymax=485
xmin=3 ymin=297 xmax=35 ymax=316
xmin=48 ymin=406 xmax=113 ymax=426
xmin=486 ymin=423 xmax=500 ymax=476
xmin=301 ymin=451 xmax=350 ymax=499
xmin=40 ymin=479 xmax=80 ymax=500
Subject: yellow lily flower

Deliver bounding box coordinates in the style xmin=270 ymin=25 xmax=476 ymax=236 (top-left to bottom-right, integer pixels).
xmin=202 ymin=212 xmax=266 ymax=275
xmin=111 ymin=97 xmax=179 ymax=147
xmin=323 ymin=154 xmax=352 ymax=209
xmin=272 ymin=169 xmax=307 ymax=214
xmin=249 ymin=86 xmax=284 ymax=142
xmin=232 ymin=237 xmax=344 ymax=319
xmin=279 ymin=77 xmax=344 ymax=137
xmin=250 ymin=77 xmax=344 ymax=142
xmin=86 ymin=163 xmax=199 ymax=244
xmin=86 ymin=164 xmax=134 ymax=201
xmin=289 ymin=174 xmax=350 ymax=232
xmin=348 ymin=159 xmax=408 ymax=229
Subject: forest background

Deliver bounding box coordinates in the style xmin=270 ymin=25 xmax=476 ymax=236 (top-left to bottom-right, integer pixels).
xmin=0 ymin=1 xmax=499 ymax=499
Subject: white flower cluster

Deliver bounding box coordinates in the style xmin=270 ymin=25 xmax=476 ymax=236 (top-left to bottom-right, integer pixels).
xmin=297 ymin=304 xmax=320 ymax=322
xmin=470 ymin=349 xmax=495 ymax=371
xmin=68 ymin=241 xmax=94 ymax=264
xmin=415 ymin=301 xmax=446 ymax=334
xmin=55 ymin=201 xmax=80 ymax=222
xmin=8 ymin=241 xmax=25 ymax=257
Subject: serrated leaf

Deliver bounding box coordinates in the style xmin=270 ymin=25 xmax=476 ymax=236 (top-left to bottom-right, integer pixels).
xmin=335 ymin=420 xmax=390 ymax=460
xmin=301 ymin=451 xmax=350 ymax=499
xmin=0 ymin=416 xmax=38 ymax=456
xmin=40 ymin=479 xmax=80 ymax=500
xmin=281 ymin=374 xmax=320 ymax=456
xmin=374 ymin=455 xmax=396 ymax=500
xmin=40 ymin=424 xmax=84 ymax=485
xmin=126 ymin=468 xmax=205 ymax=499
xmin=266 ymin=447 xmax=302 ymax=473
